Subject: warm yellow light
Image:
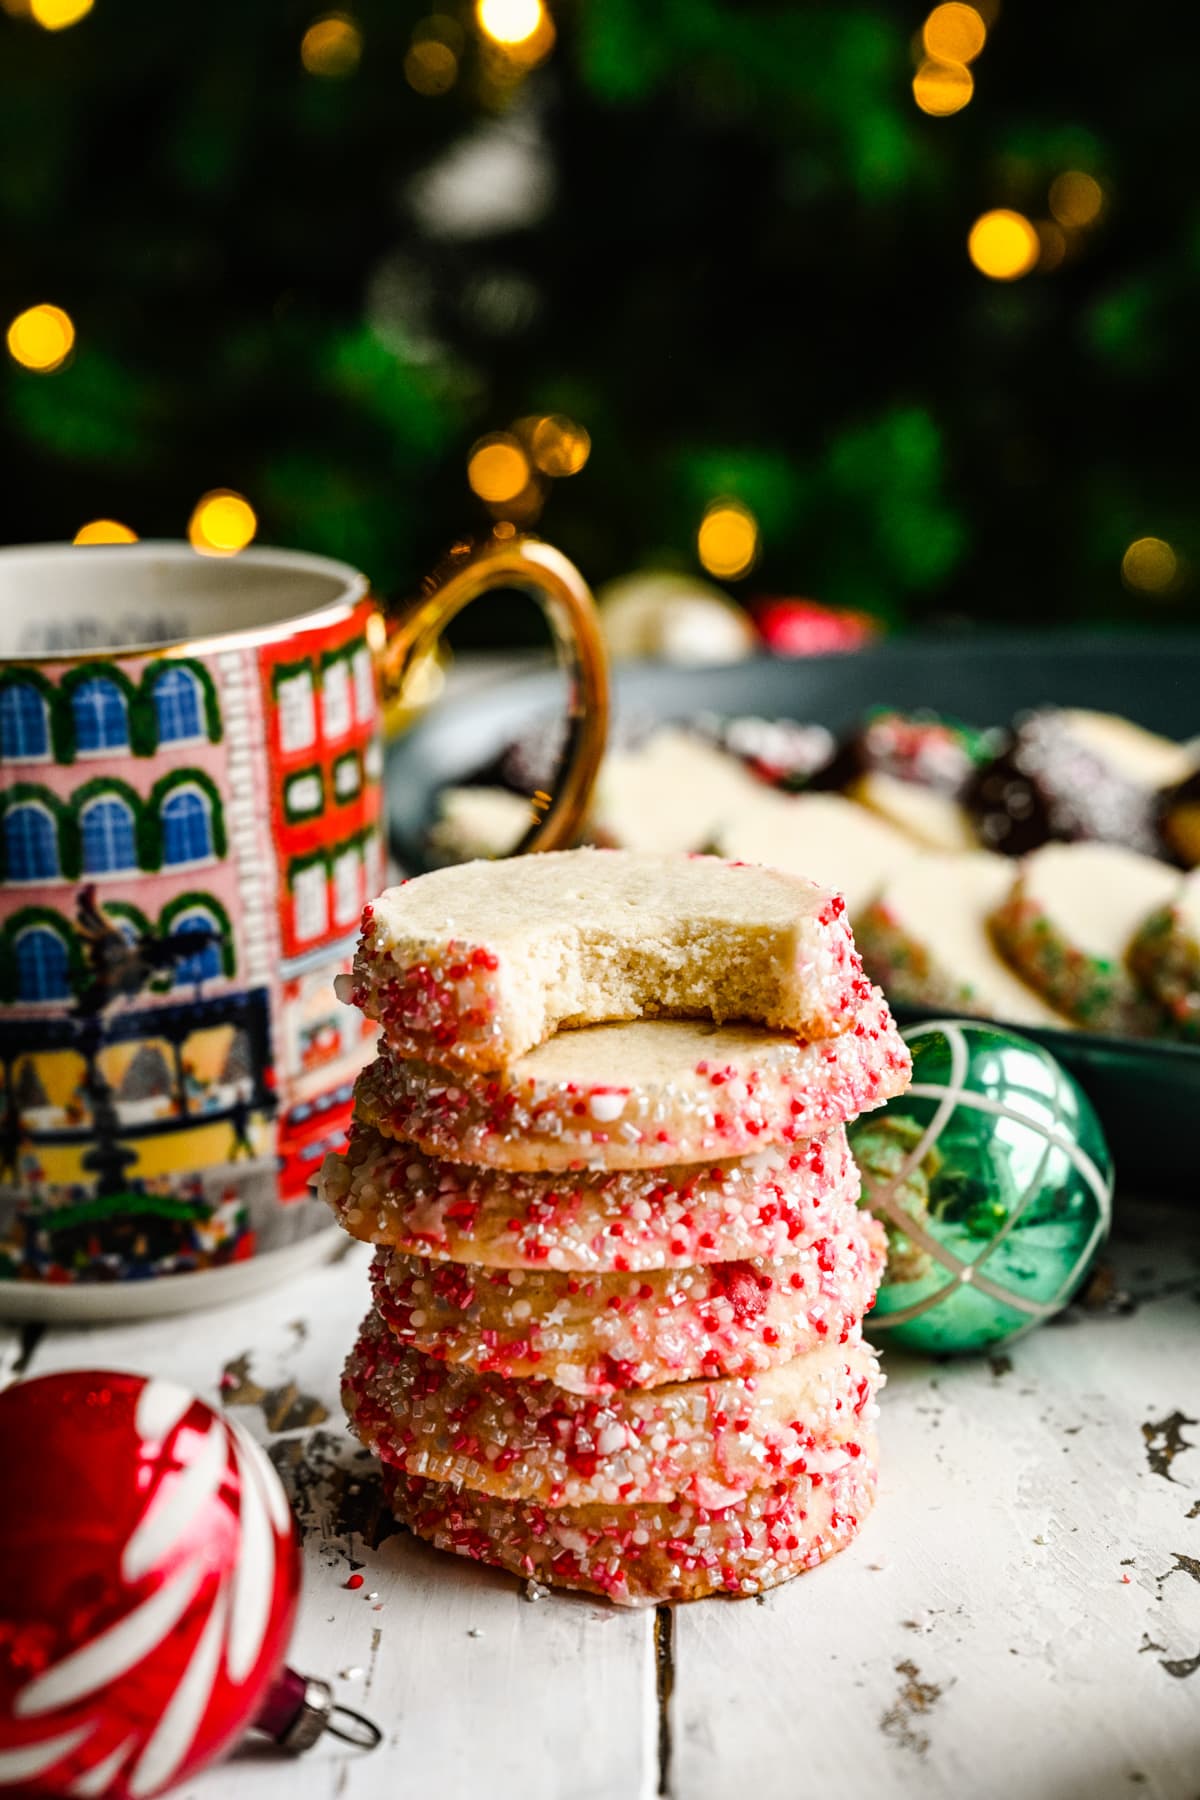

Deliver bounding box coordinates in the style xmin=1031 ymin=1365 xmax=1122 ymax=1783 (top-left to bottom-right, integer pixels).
xmin=697 ymin=501 xmax=759 ymax=582
xmin=405 ymin=38 xmax=457 ymax=94
xmin=6 ymin=304 xmax=75 ymax=373
xmin=29 ymin=0 xmax=92 ymax=28
xmin=530 ymin=414 xmax=590 ymax=478
xmin=477 ymin=0 xmax=543 ymax=45
xmin=923 ymin=3 xmax=986 ymax=63
xmin=73 ymin=519 xmax=138 ymax=546
xmin=912 ymin=58 xmax=973 ymax=116
xmin=1122 ymin=537 xmax=1177 ymax=594
xmin=967 ymin=209 xmax=1040 ymax=280
xmin=301 ymin=13 xmax=363 ymax=77
xmin=467 ymin=435 xmax=531 ymax=505
xmin=1049 ymin=170 xmax=1103 ymax=229
xmin=188 ymin=490 xmax=258 ymax=557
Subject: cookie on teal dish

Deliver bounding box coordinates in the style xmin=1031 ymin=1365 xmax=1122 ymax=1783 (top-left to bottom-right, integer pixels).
xmin=849 ymin=1018 xmax=1113 ymax=1354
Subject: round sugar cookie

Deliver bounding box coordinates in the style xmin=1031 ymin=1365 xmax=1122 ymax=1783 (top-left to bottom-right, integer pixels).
xmin=379 ymin=1445 xmax=878 ymax=1604
xmin=338 ymin=849 xmax=869 ymax=1072
xmin=344 ymin=1311 xmax=881 ymax=1508
xmin=319 ymin=1122 xmax=860 ymax=1271
xmin=369 ymin=1204 xmax=886 ymax=1393
xmin=856 ymin=851 xmax=1070 ymax=1029
xmin=989 ymin=842 xmax=1177 ymax=1035
xmin=352 ymin=990 xmax=911 ymax=1173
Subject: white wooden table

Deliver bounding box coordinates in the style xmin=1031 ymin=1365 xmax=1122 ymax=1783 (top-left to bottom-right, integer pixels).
xmin=5 ymin=1195 xmax=1199 ymax=1800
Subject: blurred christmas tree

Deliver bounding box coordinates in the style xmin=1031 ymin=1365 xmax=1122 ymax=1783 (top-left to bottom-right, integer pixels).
xmin=0 ymin=0 xmax=1196 ymax=631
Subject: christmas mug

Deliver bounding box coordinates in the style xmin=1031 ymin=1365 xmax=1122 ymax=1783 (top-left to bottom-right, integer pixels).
xmin=0 ymin=533 xmax=607 ymax=1319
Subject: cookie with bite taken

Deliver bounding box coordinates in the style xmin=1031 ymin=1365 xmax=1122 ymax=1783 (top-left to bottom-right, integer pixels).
xmin=351 ymin=995 xmax=911 ymax=1173
xmin=338 ymin=849 xmax=872 ymax=1072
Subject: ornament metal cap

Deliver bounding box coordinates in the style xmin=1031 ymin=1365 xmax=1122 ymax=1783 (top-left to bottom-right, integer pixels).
xmin=257 ymin=1668 xmax=382 ymax=1755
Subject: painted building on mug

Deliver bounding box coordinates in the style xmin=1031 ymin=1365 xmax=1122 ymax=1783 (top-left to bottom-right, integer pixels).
xmin=0 ymin=653 xmax=267 ymax=1002
xmin=257 ymin=615 xmax=382 ymax=1198
xmin=0 ymin=648 xmax=278 ymax=1275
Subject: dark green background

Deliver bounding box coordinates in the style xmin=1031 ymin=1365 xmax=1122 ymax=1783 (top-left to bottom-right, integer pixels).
xmin=2 ymin=0 xmax=1194 ymax=631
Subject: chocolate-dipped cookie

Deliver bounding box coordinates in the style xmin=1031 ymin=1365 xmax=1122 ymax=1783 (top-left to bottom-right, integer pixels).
xmin=966 ymin=708 xmax=1192 ymax=857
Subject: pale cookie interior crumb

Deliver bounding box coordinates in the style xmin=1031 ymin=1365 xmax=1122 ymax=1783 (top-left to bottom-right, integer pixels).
xmin=368 ymin=849 xmax=857 ymax=1043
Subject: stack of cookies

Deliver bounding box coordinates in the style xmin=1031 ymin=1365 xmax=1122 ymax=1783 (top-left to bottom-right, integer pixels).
xmin=320 ymin=850 xmax=912 ymax=1604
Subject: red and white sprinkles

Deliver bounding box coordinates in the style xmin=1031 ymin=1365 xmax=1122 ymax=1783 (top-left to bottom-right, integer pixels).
xmin=345 ymin=1311 xmax=881 ymax=1509
xmin=323 ymin=850 xmax=912 ymax=1605
xmin=339 ymin=850 xmax=871 ymax=1072
xmin=381 ymin=1450 xmax=879 ymax=1605
xmin=369 ymin=1207 xmax=886 ymax=1393
xmin=351 ymin=991 xmax=910 ymax=1174
xmin=318 ymin=1122 xmax=862 ymax=1271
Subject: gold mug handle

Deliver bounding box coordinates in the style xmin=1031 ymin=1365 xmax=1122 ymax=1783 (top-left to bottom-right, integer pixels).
xmin=380 ymin=528 xmax=610 ymax=855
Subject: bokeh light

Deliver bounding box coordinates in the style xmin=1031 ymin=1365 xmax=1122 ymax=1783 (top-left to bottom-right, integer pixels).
xmin=1122 ymin=537 xmax=1177 ymax=594
xmin=912 ymin=59 xmax=973 ymax=116
xmin=697 ymin=500 xmax=760 ymax=581
xmin=6 ymin=304 xmax=75 ymax=373
xmin=477 ymin=0 xmax=543 ymax=45
xmin=74 ymin=520 xmax=138 ymax=545
xmin=1034 ymin=220 xmax=1068 ymax=272
xmin=405 ymin=39 xmax=457 ymax=95
xmin=967 ymin=210 xmax=1040 ymax=280
xmin=301 ymin=13 xmax=363 ymax=78
xmin=530 ymin=414 xmax=590 ymax=477
xmin=922 ymin=3 xmax=987 ymax=63
xmin=188 ymin=490 xmax=258 ymax=557
xmin=29 ymin=0 xmax=92 ymax=28
xmin=1049 ymin=170 xmax=1104 ymax=229
xmin=467 ymin=434 xmax=531 ymax=505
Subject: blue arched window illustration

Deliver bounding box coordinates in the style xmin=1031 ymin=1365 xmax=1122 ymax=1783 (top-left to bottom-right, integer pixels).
xmin=72 ymin=677 xmax=128 ymax=753
xmin=161 ymin=788 xmax=213 ymax=865
xmin=0 ymin=685 xmax=49 ymax=760
xmin=81 ymin=795 xmax=137 ymax=874
xmin=4 ymin=804 xmax=58 ymax=880
xmin=15 ymin=925 xmax=70 ymax=1001
xmin=153 ymin=668 xmax=203 ymax=745
xmin=171 ymin=908 xmax=222 ymax=986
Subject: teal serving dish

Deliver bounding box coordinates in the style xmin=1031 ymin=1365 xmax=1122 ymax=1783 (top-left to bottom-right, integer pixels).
xmin=386 ymin=632 xmax=1200 ymax=1184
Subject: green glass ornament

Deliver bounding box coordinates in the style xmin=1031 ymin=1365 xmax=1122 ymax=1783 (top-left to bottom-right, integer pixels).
xmin=849 ymin=1019 xmax=1113 ymax=1354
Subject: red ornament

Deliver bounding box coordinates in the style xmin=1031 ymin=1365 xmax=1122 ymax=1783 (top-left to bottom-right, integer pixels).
xmin=0 ymin=1370 xmax=301 ymax=1798
xmin=754 ymin=598 xmax=878 ymax=658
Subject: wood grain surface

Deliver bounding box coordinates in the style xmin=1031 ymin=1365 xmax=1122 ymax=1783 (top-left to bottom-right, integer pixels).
xmin=4 ymin=1199 xmax=1198 ymax=1800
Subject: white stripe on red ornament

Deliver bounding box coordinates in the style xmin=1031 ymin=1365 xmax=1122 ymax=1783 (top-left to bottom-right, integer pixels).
xmin=14 ymin=1555 xmax=206 ymax=1718
xmin=128 ymin=1586 xmax=229 ymax=1798
xmin=123 ymin=1421 xmax=232 ymax=1584
xmin=0 ymin=1723 xmax=95 ymax=1785
xmin=226 ymin=1427 xmax=277 ymax=1682
xmin=66 ymin=1734 xmax=137 ymax=1797
xmin=134 ymin=1379 xmax=193 ymax=1448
